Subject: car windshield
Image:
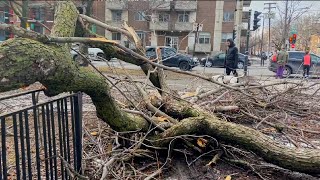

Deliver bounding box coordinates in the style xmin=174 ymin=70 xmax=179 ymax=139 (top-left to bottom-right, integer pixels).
xmin=289 ymin=52 xmax=304 ymax=59
xmin=311 ymin=54 xmax=320 ymax=63
xmin=218 ymin=53 xmax=226 ymax=59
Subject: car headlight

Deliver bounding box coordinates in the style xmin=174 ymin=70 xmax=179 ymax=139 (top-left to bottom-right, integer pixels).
xmin=192 ymin=57 xmax=199 ymax=62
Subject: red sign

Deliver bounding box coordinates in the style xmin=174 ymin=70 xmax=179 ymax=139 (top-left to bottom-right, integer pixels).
xmin=291 ymin=44 xmax=295 ymax=48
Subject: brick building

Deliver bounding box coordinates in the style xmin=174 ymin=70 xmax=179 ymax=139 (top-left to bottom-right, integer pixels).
xmin=0 ymin=1 xmax=106 ymax=41
xmin=105 ymin=0 xmax=251 ymax=55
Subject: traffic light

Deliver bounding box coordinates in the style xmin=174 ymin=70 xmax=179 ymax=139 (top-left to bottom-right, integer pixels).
xmin=233 ymin=29 xmax=237 ymax=40
xmin=292 ymin=34 xmax=297 ymax=44
xmin=289 ymin=37 xmax=293 ymax=44
xmin=253 ymin=11 xmax=262 ymax=31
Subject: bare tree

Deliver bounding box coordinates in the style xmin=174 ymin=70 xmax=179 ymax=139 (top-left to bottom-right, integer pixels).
xmin=275 ymin=0 xmax=310 ymax=48
xmin=294 ymin=13 xmax=320 ymax=50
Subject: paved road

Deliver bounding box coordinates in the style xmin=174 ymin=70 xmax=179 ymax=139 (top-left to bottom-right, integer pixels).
xmin=92 ymin=58 xmax=275 ymax=77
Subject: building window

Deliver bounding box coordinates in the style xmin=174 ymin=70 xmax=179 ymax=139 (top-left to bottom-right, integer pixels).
xmin=158 ymin=13 xmax=170 ymax=22
xmin=165 ymin=36 xmax=179 ymax=50
xmin=136 ymin=31 xmax=145 ymax=45
xmin=134 ymin=11 xmax=146 ymax=21
xmin=0 ymin=11 xmax=4 ymax=23
xmin=112 ymin=32 xmax=121 ymax=40
xmin=221 ymin=33 xmax=233 ymax=43
xmin=223 ymin=12 xmax=234 ymax=22
xmin=111 ymin=10 xmax=122 ymax=22
xmin=31 ymin=7 xmax=45 ymax=21
xmin=198 ymin=32 xmax=211 ymax=44
xmin=178 ymin=12 xmax=189 ymax=22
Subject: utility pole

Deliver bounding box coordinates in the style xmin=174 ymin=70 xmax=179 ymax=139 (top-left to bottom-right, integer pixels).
xmin=260 ymin=14 xmax=265 ymax=66
xmin=283 ymin=0 xmax=289 ymax=50
xmin=245 ymin=10 xmax=251 ymax=76
xmin=192 ymin=23 xmax=203 ymax=57
xmin=192 ymin=26 xmax=199 ymax=58
xmin=264 ymin=2 xmax=276 ymax=61
xmin=21 ymin=0 xmax=29 ymax=29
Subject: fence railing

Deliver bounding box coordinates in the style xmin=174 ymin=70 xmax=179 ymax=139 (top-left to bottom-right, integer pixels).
xmin=0 ymin=90 xmax=83 ymax=180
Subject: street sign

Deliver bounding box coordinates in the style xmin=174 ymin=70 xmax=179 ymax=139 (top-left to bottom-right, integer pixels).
xmin=290 ymin=26 xmax=297 ymax=35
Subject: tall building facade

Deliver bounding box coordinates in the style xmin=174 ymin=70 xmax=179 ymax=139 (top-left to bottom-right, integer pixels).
xmin=0 ymin=1 xmax=106 ymax=41
xmin=105 ymin=0 xmax=251 ymax=55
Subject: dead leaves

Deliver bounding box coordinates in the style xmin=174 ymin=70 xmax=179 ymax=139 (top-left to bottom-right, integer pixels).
xmin=157 ymin=116 xmax=168 ymax=122
xmin=90 ymin=131 xmax=99 ymax=136
xmin=181 ymin=91 xmax=197 ymax=99
xmin=196 ymin=138 xmax=208 ymax=148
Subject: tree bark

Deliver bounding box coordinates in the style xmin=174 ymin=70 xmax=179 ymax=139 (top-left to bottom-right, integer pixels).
xmin=0 ymin=1 xmax=148 ymax=132
xmin=156 ymin=115 xmax=320 ymax=175
xmin=0 ymin=38 xmax=148 ymax=132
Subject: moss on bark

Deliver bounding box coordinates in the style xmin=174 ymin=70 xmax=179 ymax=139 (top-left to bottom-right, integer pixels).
xmin=156 ymin=116 xmax=320 ymax=175
xmin=0 ymin=38 xmax=148 ymax=132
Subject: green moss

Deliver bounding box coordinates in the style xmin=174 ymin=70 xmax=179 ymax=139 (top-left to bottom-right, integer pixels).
xmin=0 ymin=38 xmax=148 ymax=132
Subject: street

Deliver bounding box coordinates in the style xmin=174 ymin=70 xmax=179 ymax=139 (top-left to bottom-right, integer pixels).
xmin=92 ymin=58 xmax=274 ymax=77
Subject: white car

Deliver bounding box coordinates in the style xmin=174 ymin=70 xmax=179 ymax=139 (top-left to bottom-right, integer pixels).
xmin=71 ymin=46 xmax=106 ymax=61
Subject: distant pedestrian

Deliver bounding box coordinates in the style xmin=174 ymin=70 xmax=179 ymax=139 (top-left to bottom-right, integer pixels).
xmin=225 ymin=39 xmax=238 ymax=77
xmin=261 ymin=52 xmax=267 ymax=66
xmin=303 ymin=49 xmax=311 ymax=78
xmin=276 ymin=46 xmax=288 ymax=79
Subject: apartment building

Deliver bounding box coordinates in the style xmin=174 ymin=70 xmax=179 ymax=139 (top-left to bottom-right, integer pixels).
xmin=105 ymin=0 xmax=251 ymax=55
xmin=0 ymin=1 xmax=106 ymax=41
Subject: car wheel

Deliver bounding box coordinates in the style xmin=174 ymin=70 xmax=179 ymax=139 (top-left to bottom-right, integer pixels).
xmin=179 ymin=61 xmax=190 ymax=71
xmin=237 ymin=61 xmax=244 ymax=69
xmin=283 ymin=66 xmax=292 ymax=77
xmin=97 ymin=53 xmax=106 ymax=61
xmin=205 ymin=61 xmax=213 ymax=67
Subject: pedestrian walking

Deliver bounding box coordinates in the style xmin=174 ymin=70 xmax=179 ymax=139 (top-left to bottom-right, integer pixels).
xmin=225 ymin=39 xmax=238 ymax=77
xmin=303 ymin=49 xmax=311 ymax=78
xmin=261 ymin=52 xmax=267 ymax=66
xmin=276 ymin=46 xmax=288 ymax=79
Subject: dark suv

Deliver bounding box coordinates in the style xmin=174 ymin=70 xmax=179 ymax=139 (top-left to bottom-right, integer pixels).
xmin=199 ymin=52 xmax=251 ymax=69
xmin=145 ymin=46 xmax=198 ymax=71
xmin=268 ymin=51 xmax=320 ymax=76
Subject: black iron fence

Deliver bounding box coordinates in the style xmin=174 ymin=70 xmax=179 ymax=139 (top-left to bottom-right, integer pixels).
xmin=0 ymin=89 xmax=83 ymax=180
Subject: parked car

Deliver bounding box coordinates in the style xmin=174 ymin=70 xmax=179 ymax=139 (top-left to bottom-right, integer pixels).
xmin=268 ymin=51 xmax=320 ymax=77
xmin=145 ymin=46 xmax=198 ymax=71
xmin=199 ymin=52 xmax=251 ymax=69
xmin=71 ymin=45 xmax=106 ymax=61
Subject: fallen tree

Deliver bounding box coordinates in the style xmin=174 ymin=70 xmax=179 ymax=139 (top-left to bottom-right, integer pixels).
xmin=0 ymin=1 xmax=320 ymax=178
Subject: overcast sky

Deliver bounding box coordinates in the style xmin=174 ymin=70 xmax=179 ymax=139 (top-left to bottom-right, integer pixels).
xmin=250 ymin=1 xmax=320 ymax=14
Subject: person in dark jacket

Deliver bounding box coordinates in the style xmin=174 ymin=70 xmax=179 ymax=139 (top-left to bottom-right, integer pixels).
xmin=225 ymin=39 xmax=238 ymax=76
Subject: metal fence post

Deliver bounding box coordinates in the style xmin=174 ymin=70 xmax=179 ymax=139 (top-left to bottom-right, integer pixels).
xmin=73 ymin=92 xmax=83 ymax=175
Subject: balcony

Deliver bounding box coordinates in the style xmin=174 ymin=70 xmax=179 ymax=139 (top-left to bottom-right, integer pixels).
xmin=175 ymin=1 xmax=197 ymax=11
xmin=151 ymin=1 xmax=171 ymax=10
xmin=106 ymin=1 xmax=126 ymax=10
xmin=150 ymin=22 xmax=169 ymax=31
xmin=174 ymin=22 xmax=193 ymax=31
xmin=243 ymin=0 xmax=251 ymax=7
xmin=195 ymin=44 xmax=211 ymax=52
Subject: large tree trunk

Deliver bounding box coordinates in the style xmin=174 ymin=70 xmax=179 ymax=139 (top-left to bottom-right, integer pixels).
xmin=1 ymin=1 xmax=320 ymax=176
xmin=0 ymin=1 xmax=148 ymax=132
xmin=156 ymin=114 xmax=320 ymax=175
